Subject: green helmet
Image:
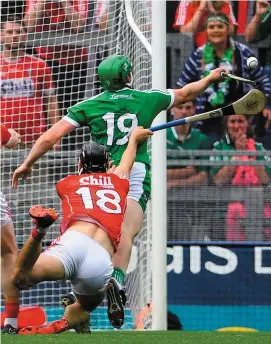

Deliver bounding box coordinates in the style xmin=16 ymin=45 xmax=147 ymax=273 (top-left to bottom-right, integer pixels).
xmin=98 ymin=55 xmax=132 ymax=91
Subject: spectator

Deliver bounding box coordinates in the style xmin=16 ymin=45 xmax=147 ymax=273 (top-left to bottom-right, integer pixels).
xmin=167 ymin=101 xmax=213 ymax=241
xmin=245 ymin=0 xmax=271 ymax=142
xmin=173 ymin=0 xmax=237 ymax=48
xmin=135 ymin=302 xmax=183 ymax=330
xmin=0 ymin=16 xmax=60 ymax=147
xmin=210 ymin=114 xmax=271 ymax=241
xmin=24 ymin=1 xmax=89 ymax=121
xmin=167 ymin=101 xmax=212 ymax=188
xmin=177 ymin=12 xmax=271 ymax=143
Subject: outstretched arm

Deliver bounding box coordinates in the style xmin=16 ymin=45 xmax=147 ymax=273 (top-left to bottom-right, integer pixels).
xmin=172 ymin=67 xmax=226 ymax=107
xmin=114 ymin=127 xmax=153 ymax=177
xmin=12 ymin=119 xmax=75 ymax=188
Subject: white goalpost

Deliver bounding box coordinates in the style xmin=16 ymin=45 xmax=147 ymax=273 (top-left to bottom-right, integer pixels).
xmin=150 ymin=0 xmax=167 ymax=331
xmin=1 ymin=0 xmax=167 ymax=330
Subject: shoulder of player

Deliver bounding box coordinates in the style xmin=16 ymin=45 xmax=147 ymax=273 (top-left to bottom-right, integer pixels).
xmin=146 ymin=89 xmax=172 ymax=95
xmin=69 ymin=92 xmax=106 ymax=109
xmin=57 ymin=175 xmax=77 ymax=185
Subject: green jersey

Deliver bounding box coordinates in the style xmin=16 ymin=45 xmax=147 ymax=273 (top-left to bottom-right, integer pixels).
xmin=64 ymin=87 xmax=174 ymax=166
xmin=167 ymin=127 xmax=213 ymax=172
xmin=210 ymin=135 xmax=271 ymax=178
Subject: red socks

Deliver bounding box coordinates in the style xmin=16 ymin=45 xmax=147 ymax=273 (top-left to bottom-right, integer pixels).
xmin=4 ymin=302 xmax=19 ymax=328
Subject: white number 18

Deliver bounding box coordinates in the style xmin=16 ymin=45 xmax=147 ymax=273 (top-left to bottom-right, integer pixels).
xmin=76 ymin=187 xmax=122 ymax=214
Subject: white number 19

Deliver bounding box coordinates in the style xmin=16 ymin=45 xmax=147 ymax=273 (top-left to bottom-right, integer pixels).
xmin=102 ymin=113 xmax=138 ymax=146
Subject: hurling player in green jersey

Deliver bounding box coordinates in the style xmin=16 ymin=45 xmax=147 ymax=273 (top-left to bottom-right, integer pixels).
xmin=12 ymin=55 xmax=227 ymax=328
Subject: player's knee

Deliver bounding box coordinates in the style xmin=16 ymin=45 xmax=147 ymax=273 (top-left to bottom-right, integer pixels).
xmin=11 ymin=269 xmax=31 ymax=290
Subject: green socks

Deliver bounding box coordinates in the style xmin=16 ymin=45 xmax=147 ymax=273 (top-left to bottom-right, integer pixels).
xmin=112 ymin=268 xmax=125 ymax=289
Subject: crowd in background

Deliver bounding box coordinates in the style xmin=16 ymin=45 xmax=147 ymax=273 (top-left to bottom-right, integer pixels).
xmin=1 ymin=0 xmax=271 ymax=241
xmin=167 ymin=1 xmax=271 ymax=241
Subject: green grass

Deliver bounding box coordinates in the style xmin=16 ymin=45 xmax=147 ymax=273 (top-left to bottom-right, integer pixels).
xmin=2 ymin=331 xmax=271 ymax=344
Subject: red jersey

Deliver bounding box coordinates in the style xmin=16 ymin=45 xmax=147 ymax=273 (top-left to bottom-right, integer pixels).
xmin=173 ymin=1 xmax=237 ymax=47
xmin=1 ymin=53 xmax=55 ymax=143
xmin=56 ymin=173 xmax=130 ymax=250
xmin=25 ymin=0 xmax=88 ymax=65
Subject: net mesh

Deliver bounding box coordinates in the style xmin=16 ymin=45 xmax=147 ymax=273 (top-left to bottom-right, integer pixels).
xmin=1 ymin=0 xmax=152 ymax=330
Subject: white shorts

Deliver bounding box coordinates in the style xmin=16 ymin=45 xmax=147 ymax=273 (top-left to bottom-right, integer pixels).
xmin=43 ymin=231 xmax=113 ymax=296
xmin=127 ymin=162 xmax=150 ymax=212
xmin=0 ymin=191 xmax=11 ymax=227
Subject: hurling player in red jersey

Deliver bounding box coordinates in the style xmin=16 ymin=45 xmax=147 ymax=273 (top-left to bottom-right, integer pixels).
xmin=1 ymin=126 xmax=21 ymax=334
xmin=0 ymin=16 xmax=60 ymax=147
xmin=11 ymin=127 xmax=153 ymax=334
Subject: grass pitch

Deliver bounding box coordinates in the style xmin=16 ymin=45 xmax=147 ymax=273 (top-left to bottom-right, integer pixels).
xmin=1 ymin=331 xmax=271 ymax=344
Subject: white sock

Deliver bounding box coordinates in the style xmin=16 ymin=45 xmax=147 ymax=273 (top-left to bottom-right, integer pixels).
xmin=4 ymin=318 xmax=18 ymax=328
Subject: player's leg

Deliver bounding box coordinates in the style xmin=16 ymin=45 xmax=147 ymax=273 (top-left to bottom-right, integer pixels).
xmin=12 ymin=205 xmax=62 ymax=290
xmin=107 ymin=162 xmax=150 ymax=328
xmin=63 ymin=293 xmax=104 ymax=332
xmin=18 ymin=294 xmax=102 ymax=335
xmin=112 ymin=199 xmax=144 ymax=271
xmin=111 ymin=162 xmax=150 ymax=283
xmin=1 ymin=219 xmax=20 ymax=334
xmin=60 ymin=225 xmax=139 ymax=331
xmin=19 ymin=232 xmax=112 ymax=335
xmin=61 ymin=292 xmax=91 ymax=333
xmin=69 ymin=232 xmax=113 ymax=332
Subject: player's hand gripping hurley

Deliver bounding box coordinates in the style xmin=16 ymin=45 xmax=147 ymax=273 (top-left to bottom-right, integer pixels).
xmin=149 ymin=89 xmax=266 ymax=132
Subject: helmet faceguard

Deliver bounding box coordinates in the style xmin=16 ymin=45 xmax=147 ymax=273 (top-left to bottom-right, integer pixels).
xmin=78 ymin=142 xmax=109 ymax=175
xmin=98 ymin=55 xmax=132 ymax=91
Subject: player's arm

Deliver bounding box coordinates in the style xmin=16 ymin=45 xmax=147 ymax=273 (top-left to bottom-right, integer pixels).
xmin=25 ymin=119 xmax=74 ymax=164
xmin=114 ymin=127 xmax=153 ymax=178
xmin=12 ymin=119 xmax=75 ymax=188
xmin=172 ymin=67 xmax=227 ymax=107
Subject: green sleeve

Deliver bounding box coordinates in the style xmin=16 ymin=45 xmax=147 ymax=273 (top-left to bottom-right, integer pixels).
xmin=147 ymin=89 xmax=175 ymax=116
xmin=66 ymin=104 xmax=86 ymax=126
xmin=254 ymin=9 xmax=271 ymax=41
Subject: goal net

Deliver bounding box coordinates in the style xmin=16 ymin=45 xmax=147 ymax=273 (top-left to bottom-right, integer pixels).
xmin=1 ymin=0 xmax=153 ymax=330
